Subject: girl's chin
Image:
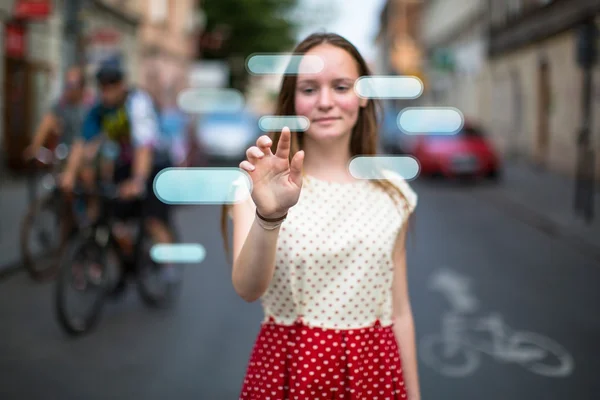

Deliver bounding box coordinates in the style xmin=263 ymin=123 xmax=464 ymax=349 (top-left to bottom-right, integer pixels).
xmin=305 ymin=127 xmax=350 ymax=140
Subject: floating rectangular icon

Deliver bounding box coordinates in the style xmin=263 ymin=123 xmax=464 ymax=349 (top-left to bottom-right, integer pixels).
xmin=354 ymin=76 xmax=423 ymax=99
xmin=397 ymin=107 xmax=464 ymax=134
xmin=258 ymin=116 xmax=310 ymax=132
xmin=349 ymin=156 xmax=420 ymax=181
xmin=150 ymin=243 xmax=206 ymax=264
xmin=246 ymin=54 xmax=324 ymax=75
xmin=177 ymin=88 xmax=245 ymax=114
xmin=153 ymin=168 xmax=252 ymax=205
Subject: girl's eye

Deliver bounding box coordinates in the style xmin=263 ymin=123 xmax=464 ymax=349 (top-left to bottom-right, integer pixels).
xmin=336 ymin=86 xmax=350 ymax=92
xmin=301 ymin=88 xmax=315 ymax=94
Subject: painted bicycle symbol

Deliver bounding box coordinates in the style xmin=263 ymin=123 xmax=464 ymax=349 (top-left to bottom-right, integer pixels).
xmin=419 ymin=268 xmax=574 ymax=378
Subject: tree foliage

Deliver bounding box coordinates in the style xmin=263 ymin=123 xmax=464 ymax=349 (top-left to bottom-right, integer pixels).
xmin=200 ymin=0 xmax=302 ymax=91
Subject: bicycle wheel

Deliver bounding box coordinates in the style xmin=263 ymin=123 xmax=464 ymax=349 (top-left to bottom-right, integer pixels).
xmin=136 ymin=228 xmax=183 ymax=308
xmin=509 ymin=332 xmax=575 ymax=377
xmin=420 ymin=334 xmax=480 ymax=377
xmin=54 ymin=235 xmax=111 ymax=336
xmin=20 ymin=193 xmax=67 ymax=281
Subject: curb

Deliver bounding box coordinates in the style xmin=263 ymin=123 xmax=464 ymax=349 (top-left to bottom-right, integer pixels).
xmin=472 ymin=189 xmax=600 ymax=263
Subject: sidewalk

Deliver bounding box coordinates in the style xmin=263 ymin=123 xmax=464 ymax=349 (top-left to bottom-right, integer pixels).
xmin=473 ymin=159 xmax=600 ymax=260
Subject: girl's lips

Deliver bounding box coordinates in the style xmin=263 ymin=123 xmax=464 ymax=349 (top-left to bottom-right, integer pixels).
xmin=314 ymin=117 xmax=340 ymax=122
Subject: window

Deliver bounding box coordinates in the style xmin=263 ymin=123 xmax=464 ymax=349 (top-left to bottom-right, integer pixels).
xmin=150 ymin=0 xmax=169 ymax=23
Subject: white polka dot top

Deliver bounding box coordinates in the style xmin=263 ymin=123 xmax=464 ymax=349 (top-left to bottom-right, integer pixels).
xmin=261 ymin=170 xmax=417 ymax=330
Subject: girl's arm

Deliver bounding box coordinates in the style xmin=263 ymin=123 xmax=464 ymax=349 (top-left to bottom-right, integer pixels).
xmin=391 ymin=222 xmax=421 ymax=400
xmin=230 ymin=184 xmax=283 ymax=302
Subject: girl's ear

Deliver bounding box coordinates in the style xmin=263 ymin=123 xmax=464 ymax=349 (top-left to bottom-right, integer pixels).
xmin=359 ymin=97 xmax=368 ymax=108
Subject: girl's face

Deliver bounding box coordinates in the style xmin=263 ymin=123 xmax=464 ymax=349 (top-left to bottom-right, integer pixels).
xmin=294 ymin=44 xmax=367 ymax=143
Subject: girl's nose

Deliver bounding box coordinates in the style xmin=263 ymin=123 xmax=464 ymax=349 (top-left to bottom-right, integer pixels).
xmin=317 ymin=89 xmax=333 ymax=109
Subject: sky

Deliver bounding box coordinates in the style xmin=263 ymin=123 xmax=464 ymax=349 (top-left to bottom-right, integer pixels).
xmin=294 ymin=0 xmax=387 ymax=64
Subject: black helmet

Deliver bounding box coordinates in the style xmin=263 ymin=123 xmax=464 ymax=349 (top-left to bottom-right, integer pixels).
xmin=95 ymin=62 xmax=124 ymax=86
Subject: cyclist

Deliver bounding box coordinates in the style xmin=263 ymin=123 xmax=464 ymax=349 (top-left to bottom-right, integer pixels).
xmin=21 ymin=65 xmax=96 ymax=239
xmin=23 ymin=65 xmax=89 ymax=161
xmin=23 ymin=66 xmax=95 ymax=201
xmin=60 ymin=63 xmax=177 ymax=291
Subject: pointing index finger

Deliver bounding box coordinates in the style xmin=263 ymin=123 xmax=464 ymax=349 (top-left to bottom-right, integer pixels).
xmin=275 ymin=126 xmax=291 ymax=159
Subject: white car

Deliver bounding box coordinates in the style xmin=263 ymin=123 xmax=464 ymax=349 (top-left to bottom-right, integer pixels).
xmin=195 ymin=110 xmax=260 ymax=164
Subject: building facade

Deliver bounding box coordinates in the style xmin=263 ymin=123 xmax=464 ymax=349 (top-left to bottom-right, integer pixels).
xmin=1 ymin=0 xmax=62 ymax=172
xmin=375 ymin=0 xmax=424 ymax=78
xmin=0 ymin=0 xmax=202 ymax=173
xmin=419 ymin=0 xmax=487 ymax=121
xmin=132 ymin=0 xmax=201 ymax=102
xmin=81 ymin=0 xmax=140 ymax=96
xmin=480 ymin=0 xmax=600 ymax=179
xmin=0 ymin=0 xmax=140 ymax=172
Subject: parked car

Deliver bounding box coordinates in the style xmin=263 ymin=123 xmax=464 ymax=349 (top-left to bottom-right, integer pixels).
xmin=411 ymin=121 xmax=501 ymax=181
xmin=195 ymin=110 xmax=260 ymax=165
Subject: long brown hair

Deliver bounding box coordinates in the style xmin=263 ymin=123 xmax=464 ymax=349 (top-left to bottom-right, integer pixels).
xmin=221 ymin=32 xmax=415 ymax=262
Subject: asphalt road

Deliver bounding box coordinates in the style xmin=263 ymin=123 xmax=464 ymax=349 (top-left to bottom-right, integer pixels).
xmin=0 ymin=178 xmax=599 ymax=400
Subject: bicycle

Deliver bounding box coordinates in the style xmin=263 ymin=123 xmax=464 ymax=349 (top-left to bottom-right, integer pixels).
xmin=420 ymin=310 xmax=575 ymax=378
xmin=20 ymin=144 xmax=76 ymax=281
xmin=54 ymin=182 xmax=183 ymax=336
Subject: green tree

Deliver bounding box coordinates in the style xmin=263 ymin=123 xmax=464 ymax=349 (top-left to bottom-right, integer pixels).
xmin=200 ymin=0 xmax=302 ymax=92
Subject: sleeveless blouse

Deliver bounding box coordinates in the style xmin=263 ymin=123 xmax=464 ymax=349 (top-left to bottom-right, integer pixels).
xmin=236 ymin=170 xmax=418 ymax=330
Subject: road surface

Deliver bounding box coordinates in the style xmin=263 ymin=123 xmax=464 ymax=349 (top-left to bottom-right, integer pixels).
xmin=1 ymin=178 xmax=598 ymax=399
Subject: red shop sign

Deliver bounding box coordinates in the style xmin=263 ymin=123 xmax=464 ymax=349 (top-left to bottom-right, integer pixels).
xmin=5 ymin=23 xmax=26 ymax=59
xmin=14 ymin=0 xmax=52 ymax=19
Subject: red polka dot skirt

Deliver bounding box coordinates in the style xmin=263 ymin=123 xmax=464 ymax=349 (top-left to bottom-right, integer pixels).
xmin=240 ymin=319 xmax=408 ymax=399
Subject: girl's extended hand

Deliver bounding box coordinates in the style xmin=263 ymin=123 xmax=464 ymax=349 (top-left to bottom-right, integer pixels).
xmin=239 ymin=127 xmax=304 ymax=218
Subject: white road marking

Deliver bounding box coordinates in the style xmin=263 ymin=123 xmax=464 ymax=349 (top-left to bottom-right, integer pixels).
xmin=420 ymin=268 xmax=575 ymax=378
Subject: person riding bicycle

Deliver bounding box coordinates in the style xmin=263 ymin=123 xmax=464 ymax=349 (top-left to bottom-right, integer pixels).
xmin=23 ymin=66 xmax=95 ymax=203
xmin=23 ymin=65 xmax=90 ymax=161
xmin=59 ymin=62 xmax=178 ymax=291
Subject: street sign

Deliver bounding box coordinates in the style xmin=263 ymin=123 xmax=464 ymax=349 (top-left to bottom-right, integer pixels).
xmin=13 ymin=0 xmax=52 ymax=19
xmin=85 ymin=28 xmax=124 ymax=72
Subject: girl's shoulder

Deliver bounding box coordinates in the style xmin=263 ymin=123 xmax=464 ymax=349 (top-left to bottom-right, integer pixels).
xmin=378 ymin=169 xmax=418 ymax=213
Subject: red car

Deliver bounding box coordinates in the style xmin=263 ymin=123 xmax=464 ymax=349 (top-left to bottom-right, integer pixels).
xmin=410 ymin=122 xmax=501 ymax=180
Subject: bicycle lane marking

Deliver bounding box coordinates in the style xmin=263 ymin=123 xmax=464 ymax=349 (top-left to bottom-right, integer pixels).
xmin=418 ymin=267 xmax=575 ymax=378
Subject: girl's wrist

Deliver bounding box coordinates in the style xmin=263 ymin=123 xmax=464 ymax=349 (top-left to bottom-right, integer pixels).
xmin=255 ymin=209 xmax=287 ymax=230
xmin=255 ymin=208 xmax=288 ymax=221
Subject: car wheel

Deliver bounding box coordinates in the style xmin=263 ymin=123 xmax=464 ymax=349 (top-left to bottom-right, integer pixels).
xmin=486 ymin=168 xmax=502 ymax=182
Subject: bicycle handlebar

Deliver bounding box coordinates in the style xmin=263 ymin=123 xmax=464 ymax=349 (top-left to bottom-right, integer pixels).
xmin=71 ymin=183 xmax=147 ymax=201
xmin=27 ymin=144 xmax=70 ymax=166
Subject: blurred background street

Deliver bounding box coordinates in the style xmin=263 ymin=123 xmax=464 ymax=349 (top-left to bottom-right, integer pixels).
xmin=1 ymin=0 xmax=600 ymax=399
